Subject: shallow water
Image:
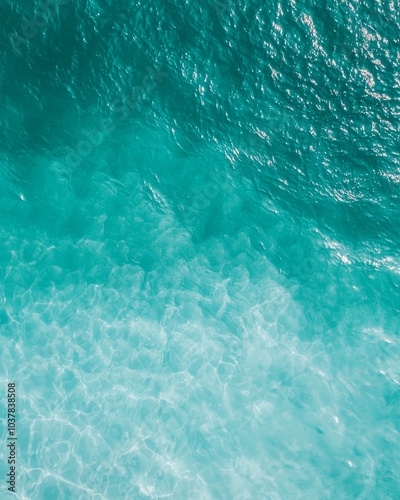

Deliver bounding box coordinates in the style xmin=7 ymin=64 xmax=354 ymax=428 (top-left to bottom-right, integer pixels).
xmin=1 ymin=0 xmax=400 ymax=498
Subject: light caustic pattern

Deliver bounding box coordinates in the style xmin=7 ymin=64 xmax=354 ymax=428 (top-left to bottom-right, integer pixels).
xmin=0 ymin=0 xmax=400 ymax=498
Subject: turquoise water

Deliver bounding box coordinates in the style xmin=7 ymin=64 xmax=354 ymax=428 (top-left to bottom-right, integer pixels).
xmin=1 ymin=0 xmax=400 ymax=498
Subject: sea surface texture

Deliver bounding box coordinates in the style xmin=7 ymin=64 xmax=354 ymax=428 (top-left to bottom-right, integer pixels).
xmin=1 ymin=0 xmax=400 ymax=498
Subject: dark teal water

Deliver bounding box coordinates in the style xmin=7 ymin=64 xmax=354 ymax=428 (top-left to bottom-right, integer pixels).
xmin=1 ymin=0 xmax=400 ymax=498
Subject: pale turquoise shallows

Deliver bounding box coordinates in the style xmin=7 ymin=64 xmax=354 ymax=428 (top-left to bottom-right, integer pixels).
xmin=0 ymin=0 xmax=400 ymax=498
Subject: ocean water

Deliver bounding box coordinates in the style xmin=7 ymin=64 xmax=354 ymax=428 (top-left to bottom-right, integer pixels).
xmin=1 ymin=0 xmax=400 ymax=498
